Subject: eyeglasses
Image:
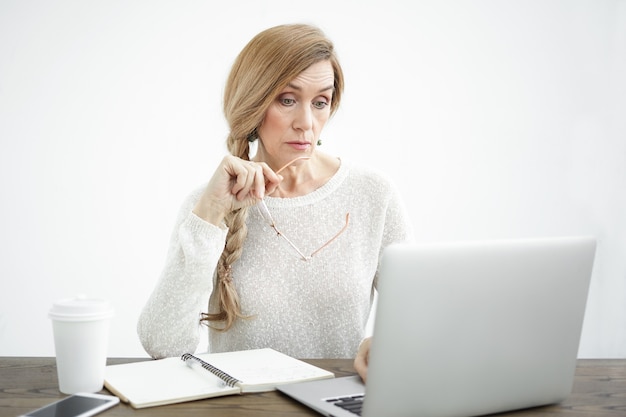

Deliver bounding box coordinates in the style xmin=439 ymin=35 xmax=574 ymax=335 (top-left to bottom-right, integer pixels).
xmin=256 ymin=157 xmax=350 ymax=261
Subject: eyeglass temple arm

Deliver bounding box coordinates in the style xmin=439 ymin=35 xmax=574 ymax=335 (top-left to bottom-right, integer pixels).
xmin=275 ymin=156 xmax=311 ymax=175
xmin=258 ymin=201 xmax=310 ymax=261
xmin=310 ymin=213 xmax=350 ymax=259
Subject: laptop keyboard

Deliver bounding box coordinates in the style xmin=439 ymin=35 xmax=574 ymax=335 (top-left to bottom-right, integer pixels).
xmin=325 ymin=394 xmax=365 ymax=416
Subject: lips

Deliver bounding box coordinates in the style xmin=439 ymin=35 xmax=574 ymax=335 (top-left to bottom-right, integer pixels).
xmin=287 ymin=141 xmax=311 ymax=150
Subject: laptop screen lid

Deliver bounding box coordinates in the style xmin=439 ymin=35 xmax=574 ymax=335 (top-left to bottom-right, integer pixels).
xmin=363 ymin=236 xmax=596 ymax=417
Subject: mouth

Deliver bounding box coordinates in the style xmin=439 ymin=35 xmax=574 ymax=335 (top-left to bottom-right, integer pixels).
xmin=286 ymin=141 xmax=311 ymax=151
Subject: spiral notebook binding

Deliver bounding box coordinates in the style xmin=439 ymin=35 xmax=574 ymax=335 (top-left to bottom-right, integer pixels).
xmin=181 ymin=353 xmax=242 ymax=388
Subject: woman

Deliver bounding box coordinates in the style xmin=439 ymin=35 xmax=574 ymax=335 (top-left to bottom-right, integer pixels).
xmin=137 ymin=24 xmax=411 ymax=380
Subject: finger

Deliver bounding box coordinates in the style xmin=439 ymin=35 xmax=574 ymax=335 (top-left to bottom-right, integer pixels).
xmin=252 ymin=164 xmax=267 ymax=199
xmin=353 ymin=337 xmax=371 ymax=382
xmin=354 ymin=355 xmax=368 ymax=383
xmin=258 ymin=163 xmax=282 ymax=196
xmin=228 ymin=161 xmax=251 ymax=197
xmin=235 ymin=162 xmax=272 ymax=202
xmin=232 ymin=165 xmax=257 ymax=201
xmin=265 ymin=174 xmax=283 ymax=196
xmin=206 ymin=155 xmax=250 ymax=203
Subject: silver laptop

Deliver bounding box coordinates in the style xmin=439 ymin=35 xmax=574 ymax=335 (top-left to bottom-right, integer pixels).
xmin=278 ymin=236 xmax=596 ymax=417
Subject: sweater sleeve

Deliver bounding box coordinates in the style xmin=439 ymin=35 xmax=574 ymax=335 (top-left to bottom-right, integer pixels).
xmin=373 ymin=179 xmax=415 ymax=289
xmin=137 ymin=191 xmax=227 ymax=359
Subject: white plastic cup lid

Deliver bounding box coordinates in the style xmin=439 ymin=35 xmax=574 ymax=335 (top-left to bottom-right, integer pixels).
xmin=49 ymin=295 xmax=114 ymax=322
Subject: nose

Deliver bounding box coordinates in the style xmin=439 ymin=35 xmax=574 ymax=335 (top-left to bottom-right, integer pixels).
xmin=293 ymin=104 xmax=313 ymax=132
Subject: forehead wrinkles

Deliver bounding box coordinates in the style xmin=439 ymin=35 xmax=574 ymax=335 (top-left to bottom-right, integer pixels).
xmin=287 ymin=63 xmax=335 ymax=93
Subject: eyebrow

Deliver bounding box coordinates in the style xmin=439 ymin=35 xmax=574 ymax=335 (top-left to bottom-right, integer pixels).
xmin=286 ymin=82 xmax=335 ymax=94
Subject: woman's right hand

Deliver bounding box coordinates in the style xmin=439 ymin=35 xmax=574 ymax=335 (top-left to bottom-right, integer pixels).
xmin=193 ymin=155 xmax=282 ymax=225
xmin=354 ymin=337 xmax=372 ymax=382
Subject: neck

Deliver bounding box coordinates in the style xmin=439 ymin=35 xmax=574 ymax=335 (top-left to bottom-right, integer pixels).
xmin=260 ymin=152 xmax=339 ymax=198
xmin=273 ymin=156 xmax=318 ymax=197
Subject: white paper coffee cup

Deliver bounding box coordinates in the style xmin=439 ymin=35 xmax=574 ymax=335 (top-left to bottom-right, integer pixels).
xmin=49 ymin=295 xmax=114 ymax=394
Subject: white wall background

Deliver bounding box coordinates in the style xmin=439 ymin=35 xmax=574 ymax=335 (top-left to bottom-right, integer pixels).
xmin=1 ymin=0 xmax=624 ymax=358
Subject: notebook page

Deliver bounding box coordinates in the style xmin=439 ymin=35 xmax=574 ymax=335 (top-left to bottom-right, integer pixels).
xmin=104 ymin=357 xmax=239 ymax=408
xmin=194 ymin=348 xmax=334 ymax=392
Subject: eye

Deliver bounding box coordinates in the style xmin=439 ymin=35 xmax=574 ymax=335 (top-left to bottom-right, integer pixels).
xmin=279 ymin=97 xmax=296 ymax=106
xmin=313 ymin=100 xmax=329 ymax=110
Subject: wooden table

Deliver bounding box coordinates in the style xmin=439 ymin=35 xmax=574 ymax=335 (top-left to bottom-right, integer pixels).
xmin=1 ymin=357 xmax=624 ymax=416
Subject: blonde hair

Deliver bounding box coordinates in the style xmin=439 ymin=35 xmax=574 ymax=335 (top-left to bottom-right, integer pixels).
xmin=201 ymin=24 xmax=344 ymax=331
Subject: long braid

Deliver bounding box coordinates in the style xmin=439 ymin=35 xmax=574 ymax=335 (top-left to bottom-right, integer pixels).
xmin=201 ymin=134 xmax=252 ymax=331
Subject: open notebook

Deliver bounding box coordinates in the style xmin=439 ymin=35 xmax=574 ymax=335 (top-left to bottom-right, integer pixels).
xmin=278 ymin=236 xmax=596 ymax=417
xmin=104 ymin=348 xmax=333 ymax=408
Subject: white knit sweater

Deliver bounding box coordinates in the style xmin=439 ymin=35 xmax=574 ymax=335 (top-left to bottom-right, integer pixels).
xmin=137 ymin=161 xmax=412 ymax=359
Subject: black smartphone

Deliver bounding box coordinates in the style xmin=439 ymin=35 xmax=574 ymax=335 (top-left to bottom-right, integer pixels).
xmin=20 ymin=393 xmax=119 ymax=417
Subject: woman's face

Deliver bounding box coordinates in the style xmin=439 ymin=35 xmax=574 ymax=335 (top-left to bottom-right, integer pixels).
xmin=256 ymin=60 xmax=334 ymax=168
